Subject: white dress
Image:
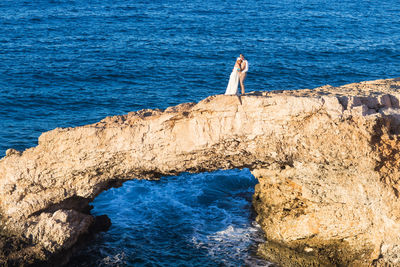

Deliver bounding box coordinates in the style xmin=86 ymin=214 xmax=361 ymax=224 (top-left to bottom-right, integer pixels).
xmin=225 ymin=68 xmax=240 ymax=95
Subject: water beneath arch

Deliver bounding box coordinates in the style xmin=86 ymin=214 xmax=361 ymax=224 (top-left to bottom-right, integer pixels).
xmin=67 ymin=169 xmax=271 ymax=266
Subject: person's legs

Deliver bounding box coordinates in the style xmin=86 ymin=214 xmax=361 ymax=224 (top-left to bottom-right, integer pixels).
xmin=239 ymin=72 xmax=247 ymax=94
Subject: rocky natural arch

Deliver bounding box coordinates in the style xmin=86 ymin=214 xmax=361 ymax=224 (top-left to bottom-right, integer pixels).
xmin=1 ymin=78 xmax=400 ymax=266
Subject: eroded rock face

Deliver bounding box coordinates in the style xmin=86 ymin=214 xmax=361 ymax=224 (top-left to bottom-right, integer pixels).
xmin=1 ymin=78 xmax=400 ymax=266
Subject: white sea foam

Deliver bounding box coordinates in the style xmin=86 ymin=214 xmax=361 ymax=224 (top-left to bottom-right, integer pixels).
xmin=191 ymin=222 xmax=271 ymax=267
xmin=101 ymin=252 xmax=126 ymax=266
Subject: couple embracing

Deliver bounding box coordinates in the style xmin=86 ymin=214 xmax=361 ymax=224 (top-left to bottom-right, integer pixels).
xmin=225 ymin=54 xmax=249 ymax=96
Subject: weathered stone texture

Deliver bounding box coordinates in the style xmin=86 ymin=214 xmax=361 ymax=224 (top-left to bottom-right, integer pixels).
xmin=1 ymin=78 xmax=400 ymax=265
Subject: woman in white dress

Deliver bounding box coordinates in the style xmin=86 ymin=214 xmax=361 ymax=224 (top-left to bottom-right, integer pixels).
xmin=224 ymin=58 xmax=243 ymax=95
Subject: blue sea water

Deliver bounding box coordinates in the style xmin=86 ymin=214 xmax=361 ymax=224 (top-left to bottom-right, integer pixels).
xmin=68 ymin=170 xmax=268 ymax=266
xmin=0 ymin=0 xmax=399 ymax=266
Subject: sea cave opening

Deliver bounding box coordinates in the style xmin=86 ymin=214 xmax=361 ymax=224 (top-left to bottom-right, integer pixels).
xmin=66 ymin=169 xmax=270 ymax=266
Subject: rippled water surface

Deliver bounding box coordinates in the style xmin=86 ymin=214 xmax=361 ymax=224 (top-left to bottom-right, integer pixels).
xmin=1 ymin=0 xmax=399 ymax=266
xmin=68 ymin=170 xmax=269 ymax=266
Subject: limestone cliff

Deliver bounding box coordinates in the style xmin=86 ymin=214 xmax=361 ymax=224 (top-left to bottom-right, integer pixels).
xmin=1 ymin=78 xmax=400 ymax=266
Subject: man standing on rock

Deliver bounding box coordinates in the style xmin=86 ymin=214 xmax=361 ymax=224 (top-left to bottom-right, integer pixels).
xmin=239 ymin=54 xmax=249 ymax=95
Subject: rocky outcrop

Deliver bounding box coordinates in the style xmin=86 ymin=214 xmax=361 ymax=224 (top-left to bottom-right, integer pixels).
xmin=1 ymin=78 xmax=400 ymax=266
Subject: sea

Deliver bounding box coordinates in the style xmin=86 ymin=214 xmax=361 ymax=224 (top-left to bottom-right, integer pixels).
xmin=0 ymin=0 xmax=399 ymax=266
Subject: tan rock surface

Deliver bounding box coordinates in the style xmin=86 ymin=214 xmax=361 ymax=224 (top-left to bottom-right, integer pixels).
xmin=1 ymin=78 xmax=400 ymax=265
